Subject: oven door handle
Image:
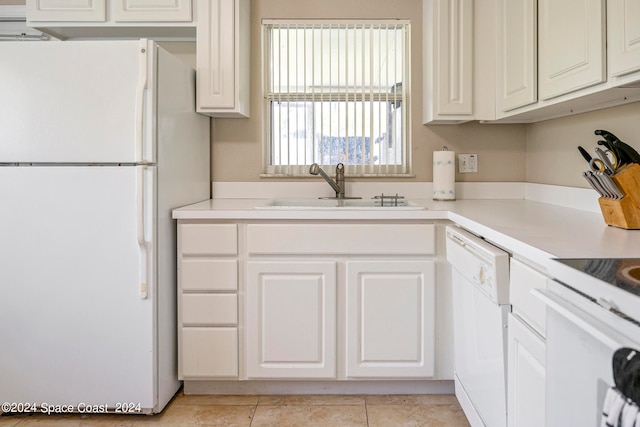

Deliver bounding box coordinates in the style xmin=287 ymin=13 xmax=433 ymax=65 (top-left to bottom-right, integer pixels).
xmin=533 ymin=289 xmax=632 ymax=350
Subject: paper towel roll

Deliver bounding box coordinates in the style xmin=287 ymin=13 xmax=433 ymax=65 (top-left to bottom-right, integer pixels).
xmin=433 ymin=150 xmax=456 ymax=200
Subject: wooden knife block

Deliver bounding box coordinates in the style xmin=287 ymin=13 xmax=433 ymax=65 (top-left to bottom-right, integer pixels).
xmin=598 ymin=163 xmax=640 ymax=229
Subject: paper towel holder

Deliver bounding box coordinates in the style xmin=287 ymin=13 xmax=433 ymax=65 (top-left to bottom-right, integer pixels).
xmin=433 ymin=146 xmax=456 ymax=201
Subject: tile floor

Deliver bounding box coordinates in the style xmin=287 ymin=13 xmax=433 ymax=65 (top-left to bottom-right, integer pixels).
xmin=0 ymin=392 xmax=470 ymax=426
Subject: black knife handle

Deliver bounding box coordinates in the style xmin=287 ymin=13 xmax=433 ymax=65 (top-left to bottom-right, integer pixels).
xmin=578 ymin=145 xmax=593 ymax=163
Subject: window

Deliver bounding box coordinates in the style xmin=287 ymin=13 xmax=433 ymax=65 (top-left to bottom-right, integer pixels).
xmin=263 ymin=21 xmax=411 ymax=176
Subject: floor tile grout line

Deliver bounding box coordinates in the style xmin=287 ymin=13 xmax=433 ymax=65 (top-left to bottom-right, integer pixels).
xmin=364 ymin=399 xmax=370 ymax=427
xmin=249 ymin=403 xmax=257 ymax=427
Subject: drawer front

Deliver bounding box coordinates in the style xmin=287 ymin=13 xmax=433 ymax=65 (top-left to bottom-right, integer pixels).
xmin=182 ymin=294 xmax=237 ymax=326
xmin=181 ymin=259 xmax=238 ymax=291
xmin=181 ymin=327 xmax=238 ymax=378
xmin=247 ymin=224 xmax=435 ymax=255
xmin=180 ymin=223 xmax=237 ymax=255
xmin=510 ymin=258 xmax=547 ymax=336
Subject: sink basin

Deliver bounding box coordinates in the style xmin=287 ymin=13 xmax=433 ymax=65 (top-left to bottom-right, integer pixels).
xmin=255 ymin=198 xmax=426 ymax=210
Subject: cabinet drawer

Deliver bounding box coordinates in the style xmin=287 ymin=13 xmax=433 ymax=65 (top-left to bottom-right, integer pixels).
xmin=510 ymin=258 xmax=547 ymax=336
xmin=181 ymin=327 xmax=238 ymax=378
xmin=181 ymin=259 xmax=238 ymax=291
xmin=247 ymin=224 xmax=435 ymax=255
xmin=182 ymin=294 xmax=237 ymax=325
xmin=180 ymin=223 xmax=237 ymax=255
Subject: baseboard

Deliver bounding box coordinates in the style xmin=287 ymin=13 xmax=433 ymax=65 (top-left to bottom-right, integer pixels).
xmin=184 ymin=380 xmax=455 ymax=396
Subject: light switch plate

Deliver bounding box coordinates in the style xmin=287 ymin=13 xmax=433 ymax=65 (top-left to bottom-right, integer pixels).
xmin=458 ymin=154 xmax=478 ymax=173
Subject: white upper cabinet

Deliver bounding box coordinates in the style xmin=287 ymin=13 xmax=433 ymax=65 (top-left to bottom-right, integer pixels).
xmin=26 ymin=0 xmax=195 ymax=39
xmin=496 ymin=0 xmax=537 ymax=112
xmin=196 ymin=0 xmax=250 ymax=118
xmin=27 ymin=0 xmax=106 ymax=22
xmin=538 ymin=0 xmax=605 ymax=100
xmin=113 ymin=0 xmax=192 ymax=22
xmin=607 ymin=0 xmax=640 ymax=77
xmin=490 ymin=0 xmax=640 ymax=123
xmin=423 ymin=0 xmax=474 ymax=124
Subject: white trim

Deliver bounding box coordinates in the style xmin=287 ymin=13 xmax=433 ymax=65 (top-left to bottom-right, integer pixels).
xmin=525 ymin=183 xmax=600 ymax=213
xmin=0 ymin=6 xmax=26 ymax=21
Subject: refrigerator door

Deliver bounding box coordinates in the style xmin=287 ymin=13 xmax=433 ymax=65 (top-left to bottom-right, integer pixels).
xmin=0 ymin=165 xmax=157 ymax=410
xmin=0 ymin=40 xmax=152 ymax=164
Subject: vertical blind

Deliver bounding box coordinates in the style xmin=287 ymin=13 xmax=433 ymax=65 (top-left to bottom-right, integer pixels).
xmin=263 ymin=20 xmax=411 ymax=176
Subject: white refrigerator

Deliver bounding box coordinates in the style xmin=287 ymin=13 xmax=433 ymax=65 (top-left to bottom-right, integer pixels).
xmin=0 ymin=40 xmax=210 ymax=414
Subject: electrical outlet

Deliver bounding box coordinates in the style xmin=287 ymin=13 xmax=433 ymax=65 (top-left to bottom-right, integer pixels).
xmin=458 ymin=154 xmax=478 ymax=173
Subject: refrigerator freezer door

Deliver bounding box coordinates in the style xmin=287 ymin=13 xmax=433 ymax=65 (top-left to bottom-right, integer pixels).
xmin=0 ymin=41 xmax=152 ymax=164
xmin=0 ymin=165 xmax=157 ymax=409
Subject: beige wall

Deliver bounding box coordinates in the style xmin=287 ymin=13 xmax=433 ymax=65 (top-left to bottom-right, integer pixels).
xmin=525 ymin=102 xmax=640 ymax=187
xmin=169 ymin=0 xmax=639 ymax=187
xmin=210 ymin=0 xmax=527 ymax=183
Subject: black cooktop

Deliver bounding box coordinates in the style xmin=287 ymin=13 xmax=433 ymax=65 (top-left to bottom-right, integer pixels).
xmin=555 ymin=258 xmax=640 ymax=297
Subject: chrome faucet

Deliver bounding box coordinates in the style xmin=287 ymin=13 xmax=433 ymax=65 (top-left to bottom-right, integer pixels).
xmin=309 ymin=163 xmax=345 ymax=199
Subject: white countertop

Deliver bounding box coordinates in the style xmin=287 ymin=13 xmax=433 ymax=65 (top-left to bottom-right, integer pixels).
xmin=173 ymin=197 xmax=640 ymax=300
xmin=173 ymin=197 xmax=640 ymax=260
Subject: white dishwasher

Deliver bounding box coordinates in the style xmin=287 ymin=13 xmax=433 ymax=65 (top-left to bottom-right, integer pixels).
xmin=446 ymin=226 xmax=510 ymax=427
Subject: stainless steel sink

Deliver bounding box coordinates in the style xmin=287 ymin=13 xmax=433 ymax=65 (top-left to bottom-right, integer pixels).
xmin=255 ymin=198 xmax=426 ymax=210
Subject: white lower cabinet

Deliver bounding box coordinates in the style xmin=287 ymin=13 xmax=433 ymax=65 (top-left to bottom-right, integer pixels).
xmin=181 ymin=327 xmax=238 ymax=378
xmin=179 ymin=220 xmax=443 ymax=384
xmin=345 ymin=260 xmax=436 ymax=378
xmin=245 ymin=261 xmax=337 ymax=379
xmin=507 ymin=313 xmax=545 ymax=427
xmin=177 ymin=222 xmax=239 ymax=380
xmin=507 ymin=258 xmax=547 ymax=427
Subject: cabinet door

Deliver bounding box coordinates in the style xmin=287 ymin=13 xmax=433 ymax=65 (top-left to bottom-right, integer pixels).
xmin=196 ymin=0 xmax=250 ymax=118
xmin=246 ymin=261 xmax=337 ymax=379
xmin=423 ymin=0 xmax=473 ymax=123
xmin=507 ymin=314 xmax=545 ymax=427
xmin=181 ymin=327 xmax=238 ymax=379
xmin=497 ymin=0 xmax=537 ymax=111
xmin=538 ymin=0 xmax=605 ymax=100
xmin=26 ymin=0 xmax=106 ymax=22
xmin=608 ymin=0 xmax=640 ymax=77
xmin=345 ymin=260 xmax=436 ymax=378
xmin=509 ymin=258 xmax=547 ymax=337
xmin=113 ymin=0 xmax=192 ymax=22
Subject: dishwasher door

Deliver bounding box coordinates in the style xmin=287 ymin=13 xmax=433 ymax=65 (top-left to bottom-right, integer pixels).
xmin=446 ymin=226 xmax=510 ymax=427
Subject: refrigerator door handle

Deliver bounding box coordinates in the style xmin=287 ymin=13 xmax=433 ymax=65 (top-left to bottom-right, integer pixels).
xmin=135 ymin=39 xmax=149 ymax=164
xmin=137 ymin=166 xmax=150 ymax=299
